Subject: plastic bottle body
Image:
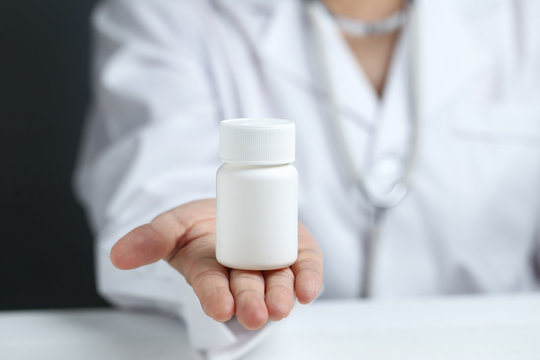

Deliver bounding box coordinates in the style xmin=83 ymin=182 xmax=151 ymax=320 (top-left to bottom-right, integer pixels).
xmin=216 ymin=163 xmax=298 ymax=270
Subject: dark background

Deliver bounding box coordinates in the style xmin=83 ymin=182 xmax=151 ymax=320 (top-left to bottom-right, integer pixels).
xmin=1 ymin=0 xmax=108 ymax=309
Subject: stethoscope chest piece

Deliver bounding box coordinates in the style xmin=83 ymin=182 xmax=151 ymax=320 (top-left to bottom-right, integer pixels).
xmin=360 ymin=155 xmax=409 ymax=209
xmin=306 ymin=1 xmax=415 ymax=210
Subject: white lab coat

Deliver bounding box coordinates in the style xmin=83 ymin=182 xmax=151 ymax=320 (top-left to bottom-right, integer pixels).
xmin=74 ymin=0 xmax=540 ymax=358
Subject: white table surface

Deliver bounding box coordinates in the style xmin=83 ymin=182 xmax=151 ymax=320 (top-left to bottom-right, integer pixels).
xmin=1 ymin=294 xmax=539 ymax=360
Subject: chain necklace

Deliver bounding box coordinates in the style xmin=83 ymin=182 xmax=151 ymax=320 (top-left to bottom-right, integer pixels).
xmin=329 ymin=2 xmax=412 ymax=37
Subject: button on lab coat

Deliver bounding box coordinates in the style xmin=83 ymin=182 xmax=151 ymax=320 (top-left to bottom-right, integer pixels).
xmin=74 ymin=0 xmax=540 ymax=357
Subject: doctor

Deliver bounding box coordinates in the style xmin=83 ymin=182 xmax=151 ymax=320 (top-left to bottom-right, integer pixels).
xmin=74 ymin=0 xmax=540 ymax=358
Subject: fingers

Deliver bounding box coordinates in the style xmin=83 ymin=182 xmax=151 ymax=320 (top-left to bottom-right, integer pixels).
xmin=230 ymin=270 xmax=268 ymax=330
xmin=264 ymin=268 xmax=295 ymax=321
xmin=291 ymin=224 xmax=324 ymax=304
xmin=110 ymin=199 xmax=216 ymax=270
xmin=227 ymin=225 xmax=319 ymax=330
xmin=173 ymin=234 xmax=234 ymax=322
xmin=110 ymin=198 xmax=322 ymax=328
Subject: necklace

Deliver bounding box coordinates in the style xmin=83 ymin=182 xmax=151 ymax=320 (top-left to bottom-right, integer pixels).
xmin=330 ymin=2 xmax=411 ymax=37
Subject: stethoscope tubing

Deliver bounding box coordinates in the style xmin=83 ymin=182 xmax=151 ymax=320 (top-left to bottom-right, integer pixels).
xmin=306 ymin=0 xmax=421 ymax=297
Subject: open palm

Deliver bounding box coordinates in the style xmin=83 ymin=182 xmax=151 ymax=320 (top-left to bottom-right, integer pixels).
xmin=110 ymin=199 xmax=323 ymax=329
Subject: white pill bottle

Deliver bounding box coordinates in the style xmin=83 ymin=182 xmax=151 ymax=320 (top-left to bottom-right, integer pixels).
xmin=216 ymin=119 xmax=298 ymax=270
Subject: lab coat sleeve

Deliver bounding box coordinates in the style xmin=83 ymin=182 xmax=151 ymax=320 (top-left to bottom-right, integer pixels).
xmin=74 ymin=0 xmax=275 ymax=357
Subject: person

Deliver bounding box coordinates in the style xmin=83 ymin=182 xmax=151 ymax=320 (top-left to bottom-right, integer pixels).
xmin=74 ymin=0 xmax=540 ymax=358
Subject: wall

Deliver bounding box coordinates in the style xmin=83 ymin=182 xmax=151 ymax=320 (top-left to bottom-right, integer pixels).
xmin=1 ymin=0 xmax=108 ymax=309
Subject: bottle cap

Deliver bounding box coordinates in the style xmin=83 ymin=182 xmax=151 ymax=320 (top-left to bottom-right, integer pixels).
xmin=219 ymin=118 xmax=295 ymax=164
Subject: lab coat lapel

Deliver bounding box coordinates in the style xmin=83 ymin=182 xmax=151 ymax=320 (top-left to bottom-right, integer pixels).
xmin=259 ymin=0 xmax=376 ymax=125
xmin=257 ymin=0 xmax=499 ymax=122
xmin=259 ymin=1 xmax=313 ymax=88
xmin=416 ymin=0 xmax=496 ymax=121
xmin=310 ymin=1 xmax=378 ymax=127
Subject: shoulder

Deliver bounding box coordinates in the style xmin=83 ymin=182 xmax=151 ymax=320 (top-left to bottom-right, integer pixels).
xmin=93 ymin=0 xmax=298 ymax=26
xmin=92 ymin=0 xmax=302 ymax=45
xmin=92 ymin=0 xmax=209 ymax=36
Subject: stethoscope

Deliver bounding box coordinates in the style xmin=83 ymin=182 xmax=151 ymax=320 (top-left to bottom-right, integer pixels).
xmin=306 ymin=0 xmax=420 ymax=297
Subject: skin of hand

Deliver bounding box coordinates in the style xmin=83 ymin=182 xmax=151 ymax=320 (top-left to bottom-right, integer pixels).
xmin=110 ymin=199 xmax=324 ymax=330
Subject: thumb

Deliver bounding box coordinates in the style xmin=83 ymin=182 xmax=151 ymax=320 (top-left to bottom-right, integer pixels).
xmin=110 ymin=222 xmax=177 ymax=270
xmin=110 ymin=199 xmax=216 ymax=270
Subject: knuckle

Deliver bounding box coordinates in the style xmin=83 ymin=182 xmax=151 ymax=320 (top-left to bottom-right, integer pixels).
xmin=193 ymin=267 xmax=227 ymax=288
xmin=234 ymin=288 xmax=264 ymax=299
xmin=265 ymin=268 xmax=294 ymax=281
xmin=268 ymin=283 xmax=295 ymax=297
xmin=295 ymin=258 xmax=323 ymax=275
xmin=230 ymin=271 xmax=265 ymax=293
xmin=299 ymin=247 xmax=323 ymax=260
xmin=181 ymin=256 xmax=226 ymax=288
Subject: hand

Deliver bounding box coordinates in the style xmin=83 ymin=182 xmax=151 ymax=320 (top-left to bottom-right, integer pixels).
xmin=110 ymin=199 xmax=323 ymax=330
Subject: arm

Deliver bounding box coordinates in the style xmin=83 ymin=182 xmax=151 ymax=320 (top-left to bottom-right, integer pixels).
xmin=74 ymin=0 xmax=322 ymax=354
